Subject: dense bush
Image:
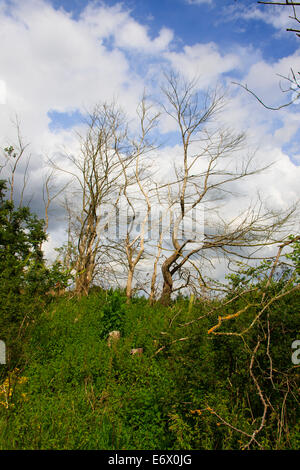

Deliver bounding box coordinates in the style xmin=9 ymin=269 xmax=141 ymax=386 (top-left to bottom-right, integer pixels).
xmin=0 ymin=179 xmax=72 ymax=370
xmin=0 ymin=281 xmax=298 ymax=449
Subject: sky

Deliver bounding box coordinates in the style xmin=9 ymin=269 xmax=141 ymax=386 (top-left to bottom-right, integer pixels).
xmin=0 ymin=0 xmax=299 ymax=281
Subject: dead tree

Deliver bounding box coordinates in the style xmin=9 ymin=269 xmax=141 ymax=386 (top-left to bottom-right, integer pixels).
xmin=119 ymin=97 xmax=160 ymax=301
xmin=42 ymin=169 xmax=70 ymax=233
xmin=50 ymin=103 xmax=132 ymax=295
xmin=157 ymin=72 xmax=296 ymax=305
xmin=0 ymin=116 xmax=31 ymax=206
xmin=52 ymin=100 xmax=159 ymax=296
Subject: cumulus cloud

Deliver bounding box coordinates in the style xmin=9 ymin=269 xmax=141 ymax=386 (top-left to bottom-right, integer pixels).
xmin=1 ymin=2 xmax=128 ymax=139
xmin=79 ymin=2 xmax=173 ymax=53
xmin=0 ymin=0 xmax=174 ymax=143
xmin=164 ymin=42 xmax=240 ymax=88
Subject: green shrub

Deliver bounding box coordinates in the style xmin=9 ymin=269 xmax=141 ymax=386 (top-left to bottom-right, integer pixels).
xmin=0 ymin=263 xmax=298 ymax=449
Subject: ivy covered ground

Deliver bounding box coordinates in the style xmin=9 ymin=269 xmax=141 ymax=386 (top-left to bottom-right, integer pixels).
xmin=0 ymin=282 xmax=299 ymax=450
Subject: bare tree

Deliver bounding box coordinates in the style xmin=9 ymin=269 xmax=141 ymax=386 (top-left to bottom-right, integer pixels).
xmin=50 ymin=103 xmax=132 ymax=295
xmin=149 ymin=227 xmax=164 ymax=304
xmin=0 ymin=116 xmax=31 ymax=206
xmin=52 ymin=100 xmax=159 ymax=296
xmin=156 ymin=72 xmax=296 ymax=305
xmin=113 ymin=97 xmax=160 ymax=301
xmin=42 ymin=169 xmax=70 ymax=233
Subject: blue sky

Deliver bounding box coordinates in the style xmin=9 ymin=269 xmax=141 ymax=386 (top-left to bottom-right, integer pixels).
xmin=49 ymin=0 xmax=298 ymax=59
xmin=0 ymin=0 xmax=299 ymax=260
xmin=41 ymin=0 xmax=299 ymax=57
xmin=43 ymin=0 xmax=300 ymax=130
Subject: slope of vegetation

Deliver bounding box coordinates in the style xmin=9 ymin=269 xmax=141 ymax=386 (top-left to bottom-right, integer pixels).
xmin=0 ymin=283 xmax=299 ymax=450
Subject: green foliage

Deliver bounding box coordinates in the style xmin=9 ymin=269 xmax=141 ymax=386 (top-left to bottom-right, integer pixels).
xmin=0 ymin=293 xmax=177 ymax=449
xmin=0 ymin=180 xmax=46 ymax=365
xmin=0 ymin=229 xmax=299 ymax=449
xmin=0 ymin=180 xmax=72 ymax=369
xmin=101 ymin=290 xmax=127 ymax=336
xmin=285 ymin=235 xmax=300 ymax=281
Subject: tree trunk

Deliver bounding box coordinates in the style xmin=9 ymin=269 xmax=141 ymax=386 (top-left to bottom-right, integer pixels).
xmin=75 ymin=256 xmax=95 ymax=296
xmin=74 ymin=220 xmax=97 ymax=296
xmin=160 ymin=262 xmax=173 ymax=306
xmin=159 ymin=249 xmax=181 ymax=306
xmin=126 ymin=269 xmax=134 ymax=303
xmin=75 ymin=270 xmax=89 ymax=296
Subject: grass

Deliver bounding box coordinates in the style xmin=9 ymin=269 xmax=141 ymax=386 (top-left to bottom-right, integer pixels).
xmin=0 ymin=289 xmax=299 ymax=450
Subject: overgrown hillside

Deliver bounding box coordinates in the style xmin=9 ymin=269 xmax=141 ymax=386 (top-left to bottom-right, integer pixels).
xmin=0 ymin=285 xmax=299 ymax=450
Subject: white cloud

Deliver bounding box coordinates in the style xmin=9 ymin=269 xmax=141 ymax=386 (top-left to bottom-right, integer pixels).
xmin=222 ymin=3 xmax=299 ymax=36
xmin=164 ymin=42 xmax=240 ymax=88
xmin=79 ymin=2 xmax=173 ymax=53
xmin=0 ymin=79 xmax=6 ymax=104
xmin=0 ymin=0 xmax=174 ymax=145
xmin=0 ymin=1 xmax=135 ymax=138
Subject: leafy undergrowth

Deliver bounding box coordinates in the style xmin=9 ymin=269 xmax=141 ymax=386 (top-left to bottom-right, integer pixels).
xmin=0 ymin=288 xmax=299 ymax=450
